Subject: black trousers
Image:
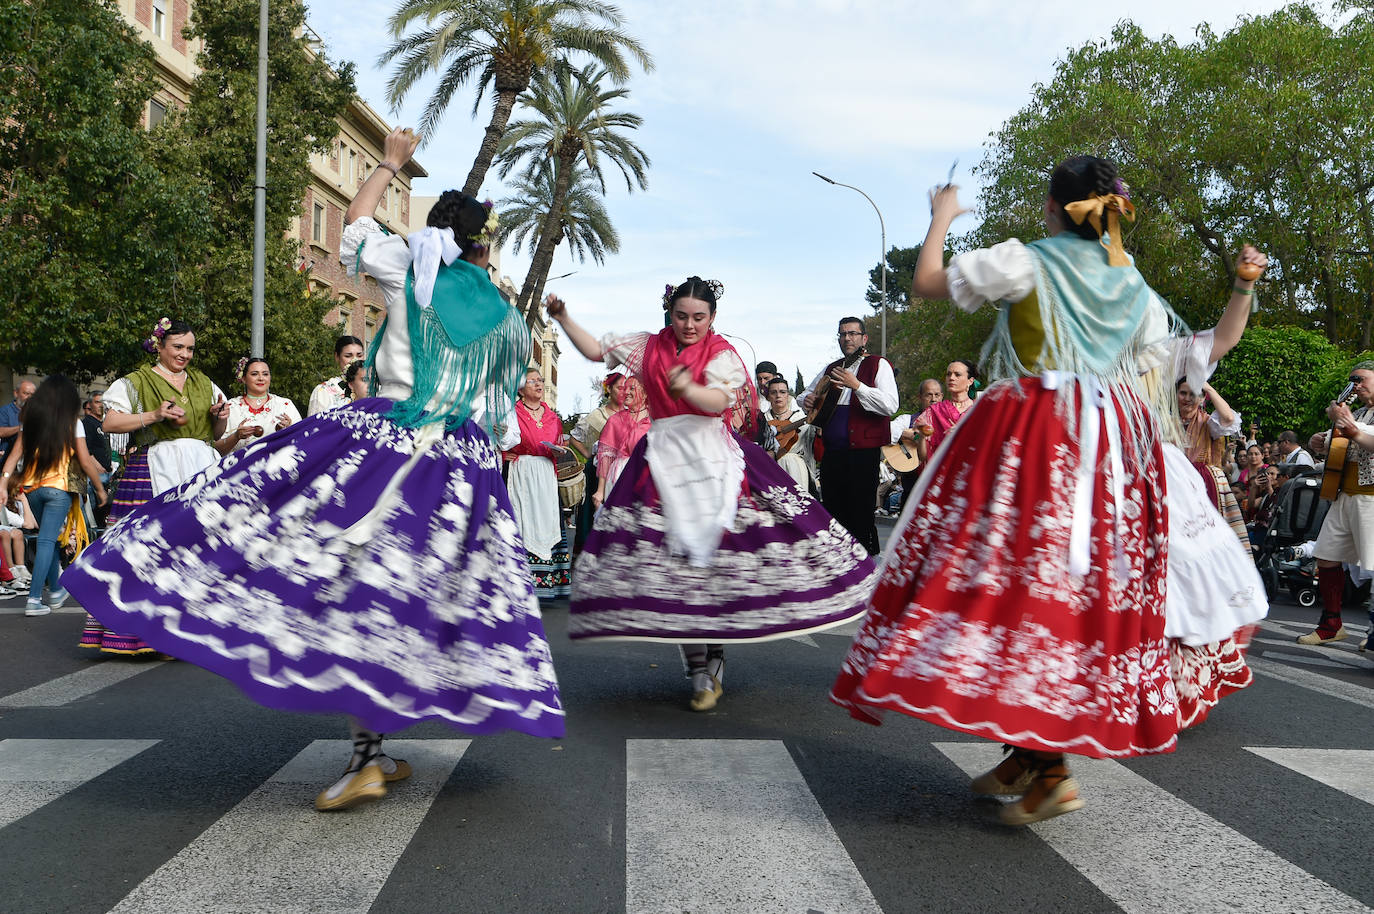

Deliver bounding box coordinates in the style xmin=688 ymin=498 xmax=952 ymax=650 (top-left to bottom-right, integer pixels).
xmin=820 ymin=446 xmax=881 ymax=555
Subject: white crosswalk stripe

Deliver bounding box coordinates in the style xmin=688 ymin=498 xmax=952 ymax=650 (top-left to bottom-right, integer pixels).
xmin=936 ymin=742 xmax=1371 ymax=914
xmin=1246 ymin=748 xmax=1374 ymax=807
xmin=105 ymin=739 xmax=470 ymax=914
xmin=0 ymin=661 xmax=166 ymax=708
xmin=7 ymin=730 xmax=1374 ymax=913
xmin=625 ymin=739 xmax=882 ymax=914
xmin=0 ymin=739 xmax=159 ymax=829
xmin=1250 ymin=656 xmax=1374 ymax=712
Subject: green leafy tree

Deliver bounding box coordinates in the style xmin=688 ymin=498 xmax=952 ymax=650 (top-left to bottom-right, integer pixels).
xmin=864 ymin=245 xmax=923 ymax=311
xmin=970 ymin=6 xmax=1374 ymax=351
xmin=496 ymin=63 xmax=649 ymax=323
xmin=1208 ymin=326 xmax=1343 ymax=439
xmin=165 ymin=0 xmax=358 ymax=406
xmin=497 ymin=160 xmax=620 ymax=266
xmin=379 ymin=0 xmax=652 ymax=198
xmin=0 ymin=0 xmax=208 ymax=380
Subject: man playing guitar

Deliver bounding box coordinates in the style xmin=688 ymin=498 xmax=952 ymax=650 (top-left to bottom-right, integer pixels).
xmin=765 ymin=376 xmax=817 ymax=494
xmin=800 ymin=316 xmax=899 ymax=554
xmin=1300 ymin=362 xmax=1374 ymax=646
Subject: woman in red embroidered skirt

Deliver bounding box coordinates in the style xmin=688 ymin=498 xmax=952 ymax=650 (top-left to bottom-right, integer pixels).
xmin=831 ymin=156 xmax=1267 ymax=825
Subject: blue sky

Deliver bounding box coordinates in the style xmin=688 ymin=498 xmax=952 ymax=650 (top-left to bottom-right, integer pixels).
xmin=306 ymin=0 xmax=1303 ymax=415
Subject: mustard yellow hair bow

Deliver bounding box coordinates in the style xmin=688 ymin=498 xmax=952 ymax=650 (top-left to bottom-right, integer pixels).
xmin=1063 ymin=193 xmax=1136 ymax=267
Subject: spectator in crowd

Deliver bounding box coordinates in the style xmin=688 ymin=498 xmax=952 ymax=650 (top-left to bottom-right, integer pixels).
xmin=1246 ymin=464 xmax=1279 ymax=545
xmin=0 ymin=380 xmax=36 ymax=467
xmin=308 ymin=335 xmax=365 ymax=416
xmin=0 ymin=490 xmax=34 ymax=589
xmin=1239 ymin=443 xmax=1264 ymax=489
xmin=82 ymin=393 xmax=113 ymax=528
xmin=1276 ymin=429 xmax=1315 ymax=468
xmin=0 ymin=375 xmax=109 ymax=617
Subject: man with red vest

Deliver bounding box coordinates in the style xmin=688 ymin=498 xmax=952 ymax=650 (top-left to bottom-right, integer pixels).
xmin=801 ymin=316 xmax=899 ymax=554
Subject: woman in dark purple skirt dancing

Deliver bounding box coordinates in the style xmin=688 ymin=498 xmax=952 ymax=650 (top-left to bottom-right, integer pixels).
xmin=63 ymin=128 xmax=563 ymax=810
xmin=547 ymin=279 xmax=877 ymax=711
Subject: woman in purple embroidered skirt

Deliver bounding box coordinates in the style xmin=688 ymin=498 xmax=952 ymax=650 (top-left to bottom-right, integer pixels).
xmin=547 ymin=278 xmax=878 ymax=711
xmin=63 ymin=129 xmax=563 ymax=810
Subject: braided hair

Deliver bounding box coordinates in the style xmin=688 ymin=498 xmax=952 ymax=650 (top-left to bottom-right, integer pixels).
xmin=1049 ymin=156 xmax=1121 ymax=242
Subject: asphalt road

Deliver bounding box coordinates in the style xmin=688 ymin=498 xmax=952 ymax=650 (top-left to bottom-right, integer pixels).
xmin=2 ymin=535 xmax=1373 ymax=914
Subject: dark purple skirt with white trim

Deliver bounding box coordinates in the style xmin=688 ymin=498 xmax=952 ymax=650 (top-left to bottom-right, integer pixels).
xmin=63 ymin=399 xmax=564 ymax=737
xmin=569 ymin=434 xmax=877 ymax=642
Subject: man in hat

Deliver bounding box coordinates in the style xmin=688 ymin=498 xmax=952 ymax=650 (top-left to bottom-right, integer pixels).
xmin=1299 ymin=362 xmax=1374 ymax=645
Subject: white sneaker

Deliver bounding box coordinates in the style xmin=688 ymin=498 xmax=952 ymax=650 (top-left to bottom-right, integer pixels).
xmin=44 ymin=587 xmax=71 ymax=610
xmin=24 ymin=601 xmax=50 ymax=617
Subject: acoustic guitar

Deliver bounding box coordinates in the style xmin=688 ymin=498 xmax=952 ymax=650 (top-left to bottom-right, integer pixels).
xmin=807 ymin=351 xmax=868 ymax=429
xmin=1320 ymin=381 xmax=1360 ymax=500
xmin=881 ymin=421 xmax=934 ymax=474
xmin=881 ymin=441 xmax=921 ymax=474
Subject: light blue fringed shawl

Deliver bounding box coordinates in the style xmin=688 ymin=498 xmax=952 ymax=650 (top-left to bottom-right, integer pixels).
xmin=367 ymin=257 xmax=531 ymax=434
xmin=978 ymin=232 xmax=1190 ymax=452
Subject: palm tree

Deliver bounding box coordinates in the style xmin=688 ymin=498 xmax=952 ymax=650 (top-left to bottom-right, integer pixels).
xmin=379 ymin=0 xmax=652 ymax=198
xmin=498 ymin=161 xmax=621 ymax=268
xmin=496 ymin=63 xmax=649 ymax=322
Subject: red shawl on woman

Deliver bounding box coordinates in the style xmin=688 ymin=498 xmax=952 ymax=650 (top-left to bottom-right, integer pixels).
xmin=638 ymin=328 xmax=755 ymax=434
xmin=508 ymin=400 xmax=563 ymax=459
xmin=915 ymin=398 xmax=969 ymax=452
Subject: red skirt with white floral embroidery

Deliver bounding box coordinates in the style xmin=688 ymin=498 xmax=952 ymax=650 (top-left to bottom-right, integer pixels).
xmin=831 ymin=378 xmax=1179 ymax=758
xmin=1171 ymin=625 xmax=1257 ymax=730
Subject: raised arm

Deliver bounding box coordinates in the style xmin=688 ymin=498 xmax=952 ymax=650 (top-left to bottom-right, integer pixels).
xmin=545 ymin=295 xmax=605 ymax=362
xmin=346 ymin=128 xmax=419 ymax=225
xmin=1207 ymin=245 xmax=1268 ymax=363
xmin=912 ymin=185 xmax=969 ymax=300
xmin=1202 ymin=382 xmax=1237 ymax=430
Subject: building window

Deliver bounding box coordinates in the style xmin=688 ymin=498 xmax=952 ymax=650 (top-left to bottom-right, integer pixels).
xmin=364 ymin=304 xmax=384 ymax=344
xmin=152 ymin=0 xmax=167 ymax=38
xmin=337 ymin=294 xmax=356 ymax=333
xmin=312 ymin=202 xmax=324 ymax=244
xmin=347 ymin=149 xmax=358 ymax=188
xmin=148 ymin=98 xmax=167 ymax=128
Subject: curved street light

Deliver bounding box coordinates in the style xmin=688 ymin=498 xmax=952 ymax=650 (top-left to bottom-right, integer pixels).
xmin=813 ymin=172 xmax=886 ymax=358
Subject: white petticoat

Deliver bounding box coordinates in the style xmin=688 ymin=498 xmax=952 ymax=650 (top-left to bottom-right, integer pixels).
xmin=1162 ymin=443 xmax=1268 ymax=645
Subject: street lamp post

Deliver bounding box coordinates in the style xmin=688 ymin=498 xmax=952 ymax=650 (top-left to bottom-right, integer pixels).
xmin=250 ymin=0 xmax=269 ymax=359
xmin=813 ymin=172 xmax=886 ymax=358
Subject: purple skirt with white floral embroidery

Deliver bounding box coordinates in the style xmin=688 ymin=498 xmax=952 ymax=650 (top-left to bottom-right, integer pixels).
xmin=63 ymin=399 xmax=564 ymax=737
xmin=569 ymin=433 xmax=877 ymax=642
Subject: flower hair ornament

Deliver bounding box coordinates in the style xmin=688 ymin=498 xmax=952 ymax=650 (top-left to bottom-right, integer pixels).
xmin=474 ymin=200 xmax=499 ymax=249
xmin=141 ymin=317 xmax=173 ymax=354
xmin=234 ymin=356 xmax=250 ymax=382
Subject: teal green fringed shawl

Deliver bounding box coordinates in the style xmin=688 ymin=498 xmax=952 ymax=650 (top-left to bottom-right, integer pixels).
xmin=370 ymin=257 xmax=531 ymax=433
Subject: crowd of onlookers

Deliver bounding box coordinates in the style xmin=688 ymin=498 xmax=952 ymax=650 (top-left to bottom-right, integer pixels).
xmin=1228 ymin=427 xmax=1321 ymax=546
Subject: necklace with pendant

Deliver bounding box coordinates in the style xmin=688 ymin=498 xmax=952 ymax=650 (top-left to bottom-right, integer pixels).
xmin=244 ymin=394 xmax=272 ymax=416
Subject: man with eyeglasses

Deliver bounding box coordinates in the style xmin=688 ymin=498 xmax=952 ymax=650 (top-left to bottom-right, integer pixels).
xmin=800 ymin=316 xmax=898 ymax=554
xmin=1299 ymin=362 xmax=1374 ymax=646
